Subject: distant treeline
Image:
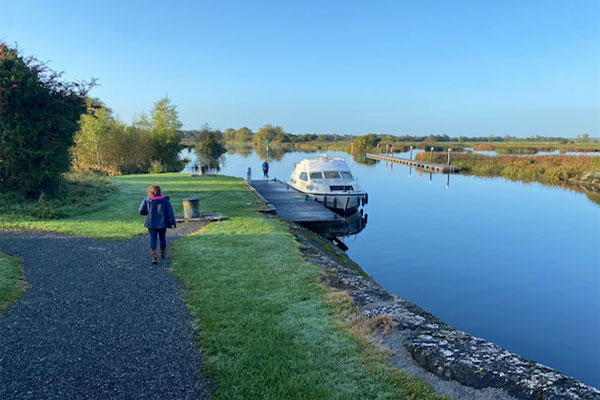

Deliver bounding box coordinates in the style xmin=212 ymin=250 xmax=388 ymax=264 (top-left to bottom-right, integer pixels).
xmin=181 ymin=128 xmax=596 ymax=146
xmin=181 ymin=125 xmax=353 ymax=145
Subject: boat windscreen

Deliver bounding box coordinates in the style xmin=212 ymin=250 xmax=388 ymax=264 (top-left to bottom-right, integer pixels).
xmin=309 ymin=172 xmax=324 ymax=180
xmin=340 ymin=171 xmax=353 ymax=179
xmin=323 ymin=171 xmax=341 ymax=179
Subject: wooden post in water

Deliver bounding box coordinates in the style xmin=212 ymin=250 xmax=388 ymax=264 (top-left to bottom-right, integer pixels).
xmin=447 ymin=148 xmax=452 ymax=165
xmin=409 ymin=146 xmax=413 ymax=160
xmin=430 ymin=147 xmax=434 ymax=162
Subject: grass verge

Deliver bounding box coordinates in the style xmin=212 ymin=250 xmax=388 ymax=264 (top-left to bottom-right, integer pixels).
xmin=0 ymin=173 xmax=238 ymax=239
xmin=171 ymin=177 xmax=446 ymax=399
xmin=0 ymin=253 xmax=25 ymax=312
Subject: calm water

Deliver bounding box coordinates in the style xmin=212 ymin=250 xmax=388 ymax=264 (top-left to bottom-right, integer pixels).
xmin=181 ymin=147 xmax=600 ymax=387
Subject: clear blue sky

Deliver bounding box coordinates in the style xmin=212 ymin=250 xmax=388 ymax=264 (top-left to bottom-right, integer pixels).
xmin=3 ymin=0 xmax=599 ymax=137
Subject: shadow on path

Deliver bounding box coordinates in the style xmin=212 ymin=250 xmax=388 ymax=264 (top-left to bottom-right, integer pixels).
xmin=0 ymin=223 xmax=210 ymax=399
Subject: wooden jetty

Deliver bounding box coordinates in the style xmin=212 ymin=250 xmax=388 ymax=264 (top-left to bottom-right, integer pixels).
xmin=366 ymin=153 xmax=461 ymax=173
xmin=247 ymin=180 xmax=349 ymax=238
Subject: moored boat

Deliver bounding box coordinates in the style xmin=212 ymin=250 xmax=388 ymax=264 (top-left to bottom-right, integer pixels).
xmin=288 ymin=154 xmax=368 ymax=214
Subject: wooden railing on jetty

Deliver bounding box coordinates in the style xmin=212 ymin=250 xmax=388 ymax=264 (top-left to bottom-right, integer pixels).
xmin=366 ymin=153 xmax=461 ymax=173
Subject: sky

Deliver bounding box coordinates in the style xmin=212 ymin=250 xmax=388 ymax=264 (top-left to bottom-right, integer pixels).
xmin=2 ymin=0 xmax=599 ymax=137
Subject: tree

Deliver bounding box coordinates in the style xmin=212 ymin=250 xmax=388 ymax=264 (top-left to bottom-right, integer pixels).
xmin=194 ymin=128 xmax=227 ymax=170
xmin=354 ymin=134 xmax=381 ymax=150
xmin=253 ymin=124 xmax=288 ymax=147
xmin=73 ymin=100 xmax=154 ymax=175
xmin=150 ymin=96 xmax=183 ymax=171
xmin=235 ymin=127 xmax=253 ymax=142
xmin=73 ymin=99 xmax=114 ymax=171
xmin=0 ymin=42 xmax=90 ymax=194
xmin=223 ymin=128 xmax=237 ymax=142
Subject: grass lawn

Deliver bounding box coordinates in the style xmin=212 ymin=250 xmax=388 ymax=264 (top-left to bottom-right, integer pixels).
xmin=0 ymin=173 xmax=445 ymax=398
xmin=170 ymin=177 xmax=445 ymax=399
xmin=0 ymin=253 xmax=25 ymax=312
xmin=0 ymin=173 xmax=245 ymax=239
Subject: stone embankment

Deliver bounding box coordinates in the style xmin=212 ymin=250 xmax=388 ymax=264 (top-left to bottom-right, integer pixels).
xmin=291 ymin=224 xmax=600 ymax=400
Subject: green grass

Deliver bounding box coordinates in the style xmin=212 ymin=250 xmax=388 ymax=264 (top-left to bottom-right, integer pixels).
xmin=0 ymin=172 xmax=446 ymax=398
xmin=0 ymin=173 xmax=242 ymax=239
xmin=171 ymin=177 xmax=446 ymax=399
xmin=0 ymin=253 xmax=25 ymax=312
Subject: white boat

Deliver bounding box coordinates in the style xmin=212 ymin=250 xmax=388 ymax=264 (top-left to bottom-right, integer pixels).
xmin=288 ymin=154 xmax=368 ymax=214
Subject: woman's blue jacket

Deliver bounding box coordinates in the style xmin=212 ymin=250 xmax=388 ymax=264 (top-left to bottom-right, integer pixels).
xmin=139 ymin=196 xmax=177 ymax=229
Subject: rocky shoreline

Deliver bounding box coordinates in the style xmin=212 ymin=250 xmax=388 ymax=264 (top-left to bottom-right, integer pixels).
xmin=289 ymin=223 xmax=600 ymax=400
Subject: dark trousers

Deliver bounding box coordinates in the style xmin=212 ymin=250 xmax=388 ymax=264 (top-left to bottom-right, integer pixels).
xmin=149 ymin=228 xmax=166 ymax=250
xmin=263 ymin=169 xmax=269 ymax=178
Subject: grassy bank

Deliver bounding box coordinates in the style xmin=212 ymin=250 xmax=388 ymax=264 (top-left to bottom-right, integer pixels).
xmin=0 ymin=173 xmax=226 ymax=239
xmin=1 ymin=173 xmax=445 ymax=398
xmin=0 ymin=253 xmax=25 ymax=312
xmin=171 ymin=177 xmax=445 ymax=399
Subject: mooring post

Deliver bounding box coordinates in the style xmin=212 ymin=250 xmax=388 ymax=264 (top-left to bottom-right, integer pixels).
xmin=247 ymin=167 xmax=251 ymax=181
xmin=430 ymin=147 xmax=434 ymax=162
xmin=447 ymin=148 xmax=452 ymax=165
xmin=183 ymin=198 xmax=200 ymax=220
xmin=409 ymin=145 xmax=413 ymax=160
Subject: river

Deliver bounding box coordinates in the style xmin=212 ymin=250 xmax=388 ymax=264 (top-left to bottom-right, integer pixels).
xmin=181 ymin=147 xmax=600 ymax=388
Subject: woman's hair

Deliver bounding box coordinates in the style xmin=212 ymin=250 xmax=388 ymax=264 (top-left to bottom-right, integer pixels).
xmin=147 ymin=185 xmax=161 ymax=197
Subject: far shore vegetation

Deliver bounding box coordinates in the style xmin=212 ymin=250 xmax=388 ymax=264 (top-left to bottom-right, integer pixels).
xmin=0 ymin=253 xmax=25 ymax=313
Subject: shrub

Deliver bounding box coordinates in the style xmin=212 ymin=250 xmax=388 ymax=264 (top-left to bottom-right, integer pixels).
xmin=0 ymin=42 xmax=91 ymax=195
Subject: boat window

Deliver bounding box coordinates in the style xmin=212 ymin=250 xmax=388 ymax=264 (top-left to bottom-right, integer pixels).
xmin=309 ymin=172 xmax=323 ymax=180
xmin=299 ymin=172 xmax=308 ymax=181
xmin=323 ymin=171 xmax=341 ymax=179
xmin=340 ymin=171 xmax=353 ymax=179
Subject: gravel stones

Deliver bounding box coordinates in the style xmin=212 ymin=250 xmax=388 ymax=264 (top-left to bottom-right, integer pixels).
xmin=0 ymin=224 xmax=210 ymax=400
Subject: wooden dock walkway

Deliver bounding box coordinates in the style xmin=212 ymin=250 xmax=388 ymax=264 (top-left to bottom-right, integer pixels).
xmin=366 ymin=153 xmax=461 ymax=173
xmin=247 ymin=180 xmax=348 ymax=237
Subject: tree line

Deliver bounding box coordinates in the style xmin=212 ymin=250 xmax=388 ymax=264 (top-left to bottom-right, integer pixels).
xmin=1 ymin=42 xmax=184 ymax=195
xmin=72 ymin=96 xmax=183 ymax=175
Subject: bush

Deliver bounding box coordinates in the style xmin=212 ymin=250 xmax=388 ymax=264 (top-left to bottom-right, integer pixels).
xmin=0 ymin=42 xmax=91 ymax=195
xmin=149 ymin=160 xmax=166 ymax=174
xmin=0 ymin=172 xmax=117 ymax=219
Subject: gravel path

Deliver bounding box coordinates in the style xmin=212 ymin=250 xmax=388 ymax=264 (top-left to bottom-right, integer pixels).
xmin=0 ymin=224 xmax=210 ymax=400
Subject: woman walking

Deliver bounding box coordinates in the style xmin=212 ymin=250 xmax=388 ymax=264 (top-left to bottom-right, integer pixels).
xmin=139 ymin=185 xmax=176 ymax=264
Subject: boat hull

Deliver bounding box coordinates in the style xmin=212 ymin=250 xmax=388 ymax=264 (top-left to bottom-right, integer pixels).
xmin=290 ymin=186 xmax=367 ymax=214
